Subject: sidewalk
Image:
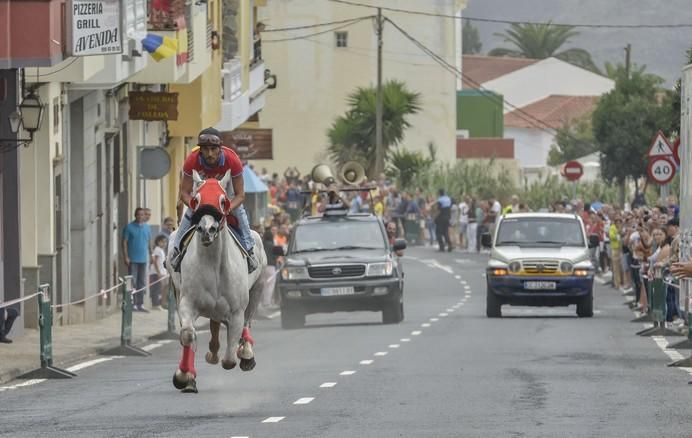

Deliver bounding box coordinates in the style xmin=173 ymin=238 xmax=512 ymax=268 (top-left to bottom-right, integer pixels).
xmin=0 ymin=308 xmax=173 ymax=385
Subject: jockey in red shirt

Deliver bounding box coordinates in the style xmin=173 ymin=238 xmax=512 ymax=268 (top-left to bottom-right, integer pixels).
xmin=170 ymin=127 xmax=258 ymax=273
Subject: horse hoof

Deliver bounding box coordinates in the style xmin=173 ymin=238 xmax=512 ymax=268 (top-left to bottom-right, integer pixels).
xmin=181 ymin=377 xmax=198 ymax=394
xmin=221 ymin=359 xmax=237 ymax=370
xmin=240 ymin=357 xmax=256 ymax=371
xmin=172 ymin=369 xmax=188 ymax=390
xmin=205 ymin=351 xmax=219 ymax=365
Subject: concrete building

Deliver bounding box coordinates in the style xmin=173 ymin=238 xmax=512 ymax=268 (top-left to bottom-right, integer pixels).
xmin=254 ymin=0 xmax=467 ymax=176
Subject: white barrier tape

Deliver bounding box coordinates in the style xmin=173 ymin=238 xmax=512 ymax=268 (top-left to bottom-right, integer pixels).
xmin=131 ymin=274 xmax=171 ymax=296
xmin=51 ymin=281 xmax=125 ymax=309
xmin=0 ymin=291 xmax=43 ymax=309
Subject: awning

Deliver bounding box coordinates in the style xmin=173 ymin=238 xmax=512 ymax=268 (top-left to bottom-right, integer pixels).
xmin=243 ymin=165 xmax=268 ymax=193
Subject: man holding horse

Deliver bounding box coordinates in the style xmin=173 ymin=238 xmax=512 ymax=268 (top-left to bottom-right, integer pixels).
xmin=170 ymin=127 xmax=259 ymax=273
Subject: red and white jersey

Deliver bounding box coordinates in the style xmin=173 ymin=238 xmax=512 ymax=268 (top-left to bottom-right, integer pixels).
xmin=183 ymin=146 xmax=243 ymax=180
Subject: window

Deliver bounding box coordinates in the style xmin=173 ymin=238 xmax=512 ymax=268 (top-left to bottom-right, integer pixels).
xmin=292 ymin=221 xmax=385 ymax=253
xmin=496 ymin=218 xmax=585 ymax=247
xmin=335 ymin=31 xmax=348 ymax=48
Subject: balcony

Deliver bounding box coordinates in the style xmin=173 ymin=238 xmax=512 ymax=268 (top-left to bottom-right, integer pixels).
xmin=217 ymin=59 xmax=249 ymax=131
xmin=248 ymin=59 xmax=268 ymax=116
xmin=26 ymin=56 xmax=106 ymax=84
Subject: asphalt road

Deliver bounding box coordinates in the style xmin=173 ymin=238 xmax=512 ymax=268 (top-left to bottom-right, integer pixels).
xmin=3 ymin=247 xmax=692 ymax=438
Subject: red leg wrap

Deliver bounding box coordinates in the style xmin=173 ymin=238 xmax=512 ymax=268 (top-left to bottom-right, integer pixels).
xmin=179 ymin=345 xmax=196 ymax=376
xmin=241 ymin=327 xmax=255 ymax=345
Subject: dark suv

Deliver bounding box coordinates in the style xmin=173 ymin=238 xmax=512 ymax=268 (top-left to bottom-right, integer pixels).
xmin=275 ymin=212 xmax=406 ymax=329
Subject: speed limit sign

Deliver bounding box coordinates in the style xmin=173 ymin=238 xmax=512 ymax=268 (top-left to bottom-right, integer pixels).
xmin=647 ymin=156 xmax=676 ymax=185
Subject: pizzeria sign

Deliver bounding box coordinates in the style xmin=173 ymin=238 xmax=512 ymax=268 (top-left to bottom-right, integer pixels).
xmin=68 ymin=0 xmax=123 ymax=56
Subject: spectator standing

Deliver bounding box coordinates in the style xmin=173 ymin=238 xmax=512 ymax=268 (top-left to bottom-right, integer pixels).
xmin=159 ymin=216 xmax=176 ymax=238
xmin=609 ymin=217 xmax=623 ymax=290
xmin=122 ymin=207 xmax=152 ymax=312
xmin=458 ymin=196 xmax=469 ymax=251
xmin=261 ymin=228 xmax=279 ymax=309
xmin=435 ymin=189 xmax=452 ymax=252
xmin=449 ymin=199 xmax=460 ymax=249
xmin=466 ymin=197 xmax=478 ymax=252
xmin=0 ymin=306 xmax=19 ymax=343
xmin=150 ymin=235 xmax=168 ymax=310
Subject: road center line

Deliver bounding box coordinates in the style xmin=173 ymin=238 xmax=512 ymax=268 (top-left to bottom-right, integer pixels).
xmin=360 ymin=360 xmax=374 ymax=365
xmin=262 ymin=417 xmax=285 ymax=423
xmin=421 ymin=323 xmax=431 ymax=327
xmin=340 ymin=370 xmax=356 ymax=375
xmin=389 ymin=344 xmax=400 ymax=348
xmin=430 ymin=318 xmax=439 ymax=322
xmin=411 ymin=331 xmax=422 ymax=336
xmin=455 ymin=275 xmax=461 ymax=279
xmin=294 ymin=397 xmax=315 ymax=405
xmin=320 ymin=382 xmax=337 ymax=388
xmin=400 ymin=338 xmax=411 ymax=342
xmin=374 ymin=352 xmax=388 ymax=356
xmin=439 ymin=313 xmax=448 ymax=317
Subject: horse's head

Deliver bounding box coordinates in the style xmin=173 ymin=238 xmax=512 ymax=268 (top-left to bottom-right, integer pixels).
xmin=190 ymin=170 xmax=232 ymax=246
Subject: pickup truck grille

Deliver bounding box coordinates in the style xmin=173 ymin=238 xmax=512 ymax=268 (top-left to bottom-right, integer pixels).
xmin=522 ymin=260 xmax=559 ymax=274
xmin=308 ymin=264 xmax=366 ymax=279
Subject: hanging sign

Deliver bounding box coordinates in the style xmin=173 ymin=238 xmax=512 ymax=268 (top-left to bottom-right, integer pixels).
xmin=69 ymin=0 xmax=123 ymax=56
xmin=128 ymin=91 xmax=179 ymax=121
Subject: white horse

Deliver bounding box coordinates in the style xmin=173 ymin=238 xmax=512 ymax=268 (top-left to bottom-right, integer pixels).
xmin=167 ymin=170 xmax=267 ymax=393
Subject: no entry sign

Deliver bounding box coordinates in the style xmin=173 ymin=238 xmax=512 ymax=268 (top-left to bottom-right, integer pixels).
xmin=562 ymin=160 xmax=584 ymax=181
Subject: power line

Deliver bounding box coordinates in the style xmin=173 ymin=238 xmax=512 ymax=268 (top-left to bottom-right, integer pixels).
xmin=330 ymin=0 xmax=692 ymax=29
xmin=34 ymin=58 xmax=80 ymax=78
xmin=262 ymin=16 xmax=375 ymax=32
xmin=263 ymin=17 xmax=373 ymax=42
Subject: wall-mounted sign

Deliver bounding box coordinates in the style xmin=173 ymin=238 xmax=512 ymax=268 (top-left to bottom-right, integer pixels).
xmin=221 ymin=129 xmax=273 ymax=160
xmin=128 ymin=91 xmax=179 ymax=121
xmin=138 ymin=146 xmax=171 ymax=179
xmin=69 ymin=0 xmax=123 ymax=56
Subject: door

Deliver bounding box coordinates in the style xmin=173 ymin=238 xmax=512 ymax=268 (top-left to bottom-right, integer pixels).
xmin=54 ymin=169 xmax=64 ymax=310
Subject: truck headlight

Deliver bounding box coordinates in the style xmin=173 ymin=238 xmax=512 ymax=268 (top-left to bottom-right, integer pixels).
xmin=281 ymin=267 xmax=309 ymax=280
xmin=560 ymin=262 xmax=574 ymax=274
xmin=367 ymin=261 xmax=393 ymax=277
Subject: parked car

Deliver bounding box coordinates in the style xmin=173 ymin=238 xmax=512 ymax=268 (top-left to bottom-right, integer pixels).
xmin=485 ymin=213 xmax=594 ymax=318
xmin=275 ymin=209 xmax=406 ymax=329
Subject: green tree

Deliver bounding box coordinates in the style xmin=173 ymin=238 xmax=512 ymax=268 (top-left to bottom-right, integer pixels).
xmin=592 ymin=68 xmax=671 ymax=204
xmin=387 ymin=143 xmax=436 ymax=189
xmin=327 ymin=80 xmax=421 ymax=177
xmin=489 ymin=22 xmax=599 ymax=73
xmin=547 ymin=113 xmax=596 ymax=166
xmin=462 ymin=19 xmax=482 ymax=55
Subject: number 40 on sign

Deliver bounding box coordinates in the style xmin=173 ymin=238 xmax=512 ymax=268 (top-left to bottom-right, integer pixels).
xmin=647 ymin=156 xmax=676 ymax=185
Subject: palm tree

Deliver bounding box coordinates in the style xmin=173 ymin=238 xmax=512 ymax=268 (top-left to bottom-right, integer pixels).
xmin=327 ymin=80 xmax=421 ymax=177
xmin=489 ymin=23 xmax=599 ymax=73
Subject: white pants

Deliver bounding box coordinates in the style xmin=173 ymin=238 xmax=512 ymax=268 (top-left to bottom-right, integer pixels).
xmin=467 ymin=222 xmax=478 ymax=252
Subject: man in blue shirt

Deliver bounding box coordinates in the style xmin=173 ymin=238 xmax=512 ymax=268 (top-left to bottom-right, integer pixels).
xmin=122 ymin=207 xmax=152 ymax=312
xmin=435 ymin=189 xmax=453 ymax=252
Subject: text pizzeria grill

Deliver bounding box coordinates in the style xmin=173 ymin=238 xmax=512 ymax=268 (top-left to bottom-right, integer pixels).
xmin=75 ymin=29 xmax=119 ymax=52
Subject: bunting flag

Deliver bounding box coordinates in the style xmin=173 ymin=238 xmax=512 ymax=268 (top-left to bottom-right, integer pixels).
xmin=141 ymin=33 xmax=178 ymax=62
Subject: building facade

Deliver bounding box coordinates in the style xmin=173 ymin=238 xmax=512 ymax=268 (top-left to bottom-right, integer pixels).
xmin=254 ymin=0 xmax=466 ymax=176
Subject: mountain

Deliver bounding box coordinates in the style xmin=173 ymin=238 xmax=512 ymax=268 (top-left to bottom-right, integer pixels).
xmin=464 ymin=0 xmax=692 ymax=86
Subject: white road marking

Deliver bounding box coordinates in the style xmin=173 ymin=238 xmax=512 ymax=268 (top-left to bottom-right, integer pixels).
xmin=430 ymin=318 xmax=439 ymax=322
xmin=464 ymin=285 xmax=471 ymax=290
xmin=267 ymin=311 xmax=281 ymax=319
xmin=374 ymin=352 xmax=388 ymax=356
xmin=421 ymin=323 xmax=431 ymax=327
xmin=142 ymin=343 xmax=165 ymax=352
xmin=411 ymin=331 xmax=422 ymax=336
xmin=320 ymin=382 xmax=337 ymax=388
xmin=439 ymin=312 xmax=447 ymax=317
xmin=66 ymin=356 xmax=124 ymax=372
xmin=360 ymin=360 xmax=374 ymax=365
xmin=455 ymin=275 xmax=462 ymax=279
xmin=294 ymin=397 xmax=314 ymax=405
xmin=340 ymin=370 xmax=356 ymax=375
xmin=389 ymin=344 xmax=400 ymax=348
xmin=422 ymin=259 xmax=454 ymax=274
xmin=231 ymin=436 xmax=249 ymax=438
xmin=0 ymin=379 xmax=47 ymax=392
xmin=262 ymin=417 xmax=285 ymax=423
xmin=400 ymin=338 xmax=411 ymax=342
xmin=448 ymin=308 xmax=456 ymax=312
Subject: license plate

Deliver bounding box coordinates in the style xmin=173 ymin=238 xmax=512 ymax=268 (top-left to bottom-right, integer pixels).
xmin=524 ymin=281 xmax=556 ymax=290
xmin=321 ymin=286 xmax=355 ymax=296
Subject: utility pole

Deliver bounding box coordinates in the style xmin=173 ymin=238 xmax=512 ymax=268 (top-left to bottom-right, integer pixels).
xmin=621 ymin=43 xmax=632 ymax=207
xmin=375 ymin=8 xmax=384 ymax=177
xmin=624 ymin=43 xmax=631 ymax=79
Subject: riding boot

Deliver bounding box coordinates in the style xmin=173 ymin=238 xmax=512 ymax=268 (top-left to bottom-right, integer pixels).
xmin=247 ymin=248 xmax=258 ymax=274
xmin=170 ymin=248 xmax=183 ymax=273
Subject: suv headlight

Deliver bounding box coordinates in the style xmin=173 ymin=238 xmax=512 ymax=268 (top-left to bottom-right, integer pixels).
xmin=367 ymin=261 xmax=393 ymax=277
xmin=281 ymin=266 xmax=309 ymax=280
xmin=560 ymin=262 xmax=573 ymax=274
xmin=508 ymin=261 xmax=521 ymax=273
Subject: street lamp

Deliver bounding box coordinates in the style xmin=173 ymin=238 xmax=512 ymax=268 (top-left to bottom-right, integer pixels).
xmin=1 ymin=90 xmax=44 ymax=148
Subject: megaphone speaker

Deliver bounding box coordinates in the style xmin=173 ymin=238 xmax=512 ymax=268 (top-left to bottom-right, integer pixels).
xmin=340 ymin=161 xmax=366 ymax=186
xmin=311 ymin=164 xmax=336 ymax=186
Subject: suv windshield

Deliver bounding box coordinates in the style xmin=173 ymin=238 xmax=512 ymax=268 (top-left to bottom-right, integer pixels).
xmin=495 ymin=217 xmax=585 ymax=247
xmin=292 ymin=220 xmax=386 ymax=253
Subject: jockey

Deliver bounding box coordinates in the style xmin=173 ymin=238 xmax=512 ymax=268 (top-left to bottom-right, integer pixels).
xmin=170 ymin=127 xmax=258 ymax=274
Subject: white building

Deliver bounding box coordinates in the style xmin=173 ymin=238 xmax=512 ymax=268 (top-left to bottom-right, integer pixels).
xmin=255 ymin=0 xmax=467 ymax=176
xmin=462 ymin=55 xmax=614 ymax=184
